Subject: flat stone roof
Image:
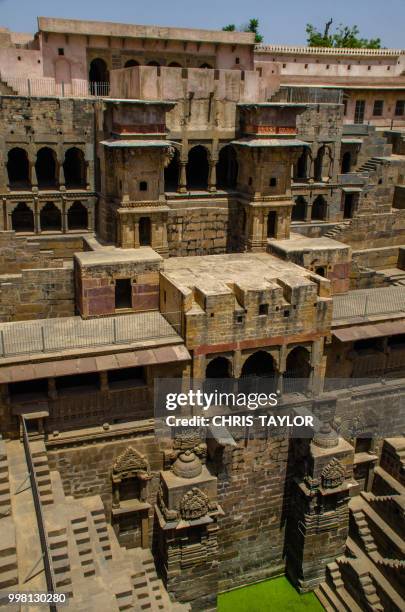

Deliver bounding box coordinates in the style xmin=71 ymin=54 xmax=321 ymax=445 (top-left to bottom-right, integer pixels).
xmin=270 ymin=235 xmax=350 ymax=253
xmin=162 ymin=252 xmax=317 ymax=294
xmin=75 ymin=246 xmax=162 ymax=267
xmin=100 ymin=139 xmax=173 ymax=148
xmin=231 ymin=138 xmax=309 ymax=148
xmin=37 ymin=17 xmax=255 ymax=45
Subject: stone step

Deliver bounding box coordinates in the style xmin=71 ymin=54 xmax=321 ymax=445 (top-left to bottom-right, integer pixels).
xmin=0 ymin=553 xmax=17 ymax=573
xmin=41 ymin=493 xmax=54 ymax=505
xmin=0 ymin=569 xmax=18 ymax=589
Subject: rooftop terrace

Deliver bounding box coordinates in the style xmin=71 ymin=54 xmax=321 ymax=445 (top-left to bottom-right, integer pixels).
xmin=162 ymin=252 xmax=320 ymax=294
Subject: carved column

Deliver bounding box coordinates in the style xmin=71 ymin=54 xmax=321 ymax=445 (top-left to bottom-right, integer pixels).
xmin=208 ymin=159 xmax=217 ymax=192
xmin=30 ymin=161 xmax=38 ymax=191
xmin=178 ymin=160 xmax=187 ymax=193
xmin=58 ymin=160 xmax=65 ymax=190
xmin=35 ymin=200 xmax=41 ymax=234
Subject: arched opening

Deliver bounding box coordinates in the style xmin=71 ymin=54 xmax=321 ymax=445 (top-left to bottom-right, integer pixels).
xmin=40 ymin=202 xmax=62 ymax=231
xmin=314 ymin=146 xmax=325 ymax=182
xmin=240 ymin=350 xmax=276 ymax=394
xmin=315 ymin=266 xmax=326 ymax=277
xmin=311 ymin=196 xmax=327 ymax=221
xmin=341 ymin=151 xmax=351 ymax=174
xmin=267 ymin=211 xmax=277 ymax=238
xmin=295 ymin=149 xmax=309 ymax=180
xmin=139 ymin=217 xmax=151 ymax=246
xmin=147 ymin=61 xmax=160 ymax=67
xmin=63 ymin=148 xmax=86 ymax=188
xmin=124 ymin=59 xmax=139 ymax=68
xmin=168 ymin=62 xmax=182 ymax=68
xmin=200 ymin=63 xmax=213 ymax=69
xmin=7 ymin=148 xmax=30 ymax=189
xmin=35 ymin=147 xmax=57 ymax=189
xmin=11 ymin=202 xmax=34 ymax=233
xmin=205 ymin=356 xmax=233 ymax=394
xmin=164 ymin=148 xmax=180 ymax=191
xmin=284 ymin=346 xmax=311 ymax=392
xmin=206 ymin=356 xmax=231 ymax=378
xmin=67 ymin=201 xmax=88 ymax=230
xmin=89 ymin=58 xmax=109 ymax=95
xmin=292 ymin=196 xmax=306 ymax=221
xmin=89 ymin=58 xmax=109 ymax=83
xmin=187 ymin=145 xmax=209 ymax=190
xmin=241 ymin=351 xmax=276 ymax=378
xmin=216 ymin=145 xmax=238 ymax=190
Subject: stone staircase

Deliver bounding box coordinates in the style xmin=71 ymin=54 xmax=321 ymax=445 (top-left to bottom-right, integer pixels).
xmin=357 ymin=157 xmax=386 ymax=177
xmin=30 ymin=440 xmax=54 ymax=506
xmin=0 ymin=440 xmax=18 ymax=591
xmin=34 ymin=445 xmax=189 ymax=611
xmin=350 ymin=506 xmax=378 ymax=555
xmin=0 ymin=76 xmax=18 ymax=95
xmin=0 ymin=439 xmax=11 ymax=518
xmin=324 ymin=220 xmax=352 ymax=239
xmin=317 ymin=486 xmax=405 ymax=611
xmin=0 ymin=438 xmax=189 ymax=611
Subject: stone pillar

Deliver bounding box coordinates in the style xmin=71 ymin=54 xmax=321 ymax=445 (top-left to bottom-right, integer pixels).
xmin=178 ymin=160 xmax=187 ymax=193
xmin=30 ymin=161 xmax=38 ymax=191
xmin=48 ymin=378 xmax=57 ymax=400
xmin=87 ymin=205 xmax=93 ymax=232
xmin=58 ymin=160 xmax=65 ymax=190
xmin=85 ymin=161 xmax=90 ymax=190
xmin=305 ymin=200 xmax=312 ymax=222
xmin=100 ymin=371 xmax=109 ymax=392
xmin=3 ymin=200 xmax=9 ymax=231
xmin=208 ymin=159 xmax=217 ymax=192
xmin=35 ymin=201 xmax=41 ymax=234
xmin=62 ymin=199 xmax=67 ymax=233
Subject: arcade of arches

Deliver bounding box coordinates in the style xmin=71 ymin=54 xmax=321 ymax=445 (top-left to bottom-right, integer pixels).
xmin=164 ymin=145 xmax=238 ymax=192
xmin=7 ymin=147 xmax=87 ymax=190
xmin=204 ymin=347 xmax=312 ymax=392
xmin=10 ymin=200 xmax=89 ymax=233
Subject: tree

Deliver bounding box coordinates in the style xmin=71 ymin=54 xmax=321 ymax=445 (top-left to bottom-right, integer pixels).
xmin=222 ymin=24 xmax=236 ymax=32
xmin=306 ymin=19 xmax=381 ymax=49
xmin=244 ymin=18 xmax=263 ymax=43
xmin=222 ymin=18 xmax=263 ymax=43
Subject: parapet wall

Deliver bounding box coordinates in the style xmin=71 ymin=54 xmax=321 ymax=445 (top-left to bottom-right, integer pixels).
xmin=110 ymin=65 xmax=275 ymax=102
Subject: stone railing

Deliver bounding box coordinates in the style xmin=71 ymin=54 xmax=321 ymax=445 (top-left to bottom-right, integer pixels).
xmin=0 ymin=74 xmax=110 ymax=98
xmin=256 ymin=44 xmax=404 ymax=57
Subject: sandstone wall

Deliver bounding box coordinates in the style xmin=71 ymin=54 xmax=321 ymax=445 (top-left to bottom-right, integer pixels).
xmin=167 ymin=206 xmax=229 ymax=257
xmin=216 ymin=436 xmax=290 ymax=590
xmin=0 ymin=264 xmax=74 ymax=322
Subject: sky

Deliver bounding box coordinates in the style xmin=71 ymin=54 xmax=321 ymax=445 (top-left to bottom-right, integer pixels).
xmin=1 ymin=0 xmax=404 ymax=48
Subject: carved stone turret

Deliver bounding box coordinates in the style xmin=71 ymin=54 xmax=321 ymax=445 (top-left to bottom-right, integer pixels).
xmin=286 ymin=429 xmax=355 ymax=592
xmin=155 ymin=429 xmax=222 ymax=610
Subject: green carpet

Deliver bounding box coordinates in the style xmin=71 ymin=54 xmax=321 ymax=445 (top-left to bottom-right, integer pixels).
xmin=218 ymin=576 xmax=324 ymax=612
